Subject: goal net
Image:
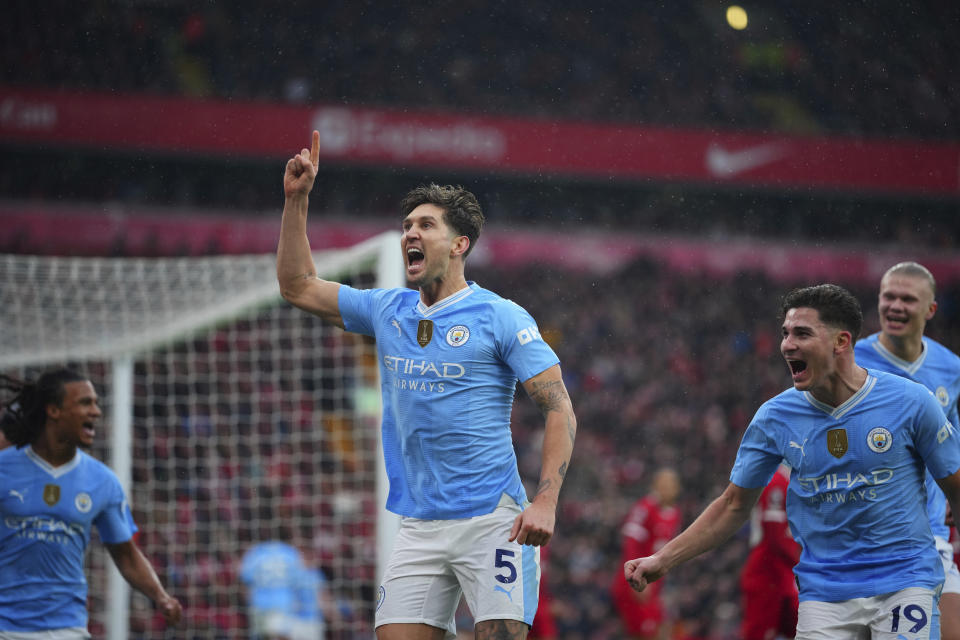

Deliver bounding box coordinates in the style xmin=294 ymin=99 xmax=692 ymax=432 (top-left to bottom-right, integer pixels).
xmin=0 ymin=232 xmax=402 ymax=639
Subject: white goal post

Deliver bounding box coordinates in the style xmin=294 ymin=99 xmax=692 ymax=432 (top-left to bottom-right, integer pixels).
xmin=0 ymin=232 xmax=403 ymax=640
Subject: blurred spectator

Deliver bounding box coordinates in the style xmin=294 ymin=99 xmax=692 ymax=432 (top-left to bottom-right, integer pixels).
xmin=739 ymin=464 xmax=799 ymax=640
xmin=611 ymin=468 xmax=683 ymax=639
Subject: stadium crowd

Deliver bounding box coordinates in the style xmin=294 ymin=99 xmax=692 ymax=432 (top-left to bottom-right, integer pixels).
xmin=2 ymin=1 xmax=959 ymax=250
xmin=4 ymin=1 xmax=958 ymax=139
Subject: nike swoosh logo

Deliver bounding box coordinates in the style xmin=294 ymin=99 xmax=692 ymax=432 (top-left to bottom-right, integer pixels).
xmin=706 ymin=142 xmax=786 ymax=177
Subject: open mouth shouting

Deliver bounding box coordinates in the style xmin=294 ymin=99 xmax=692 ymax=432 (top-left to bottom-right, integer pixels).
xmin=80 ymin=420 xmax=97 ymax=445
xmin=787 ymin=358 xmax=808 ymax=383
xmin=406 ymin=247 xmax=425 ymax=275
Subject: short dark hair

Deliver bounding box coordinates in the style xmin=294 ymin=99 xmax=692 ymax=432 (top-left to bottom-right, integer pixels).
xmin=0 ymin=368 xmax=88 ymax=447
xmin=400 ymin=184 xmax=485 ymax=258
xmin=781 ymin=284 xmax=863 ymax=344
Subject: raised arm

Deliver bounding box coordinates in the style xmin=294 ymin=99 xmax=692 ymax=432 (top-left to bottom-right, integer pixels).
xmin=105 ymin=539 xmax=182 ymax=627
xmin=509 ymin=364 xmax=576 ymax=546
xmin=624 ymin=482 xmax=762 ymax=592
xmin=277 ymin=130 xmax=344 ymax=327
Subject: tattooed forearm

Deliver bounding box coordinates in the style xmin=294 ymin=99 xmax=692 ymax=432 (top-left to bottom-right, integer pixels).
xmin=557 ymin=460 xmax=568 ymax=479
xmin=528 ymin=379 xmax=570 ymax=417
xmin=535 ymin=478 xmax=553 ymax=498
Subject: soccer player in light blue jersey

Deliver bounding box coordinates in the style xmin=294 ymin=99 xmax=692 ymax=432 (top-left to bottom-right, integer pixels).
xmin=624 ymin=284 xmax=960 ymax=639
xmin=240 ymin=540 xmax=327 ymax=640
xmin=856 ymin=262 xmax=960 ymax=640
xmin=277 ymin=133 xmax=577 ymax=640
xmin=0 ymin=369 xmax=181 ymax=639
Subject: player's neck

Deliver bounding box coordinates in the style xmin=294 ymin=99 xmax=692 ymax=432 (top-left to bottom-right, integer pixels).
xmin=32 ymin=432 xmax=79 ymax=467
xmin=878 ymin=331 xmax=923 ymax=363
xmin=811 ymin=364 xmax=868 ymax=408
xmin=419 ymin=274 xmax=468 ymax=308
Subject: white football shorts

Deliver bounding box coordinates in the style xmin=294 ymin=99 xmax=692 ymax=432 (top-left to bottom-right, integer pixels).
xmin=375 ymin=494 xmax=541 ymax=639
xmin=936 ymin=535 xmax=960 ymax=595
xmin=796 ymin=586 xmax=941 ymax=640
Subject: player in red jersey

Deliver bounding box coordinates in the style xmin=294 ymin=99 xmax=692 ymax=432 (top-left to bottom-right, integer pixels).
xmin=611 ymin=468 xmax=682 ymax=639
xmin=528 ymin=544 xmax=558 ymax=640
xmin=739 ymin=464 xmax=800 ymax=640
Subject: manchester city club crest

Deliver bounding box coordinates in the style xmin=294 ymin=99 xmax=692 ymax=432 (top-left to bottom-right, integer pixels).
xmin=866 ymin=427 xmax=892 ymax=453
xmin=446 ymin=325 xmax=470 ymax=347
xmin=936 ymin=386 xmax=950 ymax=407
xmin=417 ymin=319 xmax=433 ymax=347
xmin=827 ymin=428 xmax=848 ymax=459
xmin=75 ymin=492 xmax=93 ymax=513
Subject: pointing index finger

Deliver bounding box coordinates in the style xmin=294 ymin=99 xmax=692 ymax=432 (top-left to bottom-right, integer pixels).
xmin=310 ymin=130 xmax=320 ymax=167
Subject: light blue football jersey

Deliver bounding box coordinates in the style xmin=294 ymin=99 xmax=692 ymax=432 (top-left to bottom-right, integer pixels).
xmin=240 ymin=541 xmax=324 ymax=621
xmin=0 ymin=445 xmax=137 ymax=632
xmin=730 ymin=370 xmax=960 ymax=602
xmin=338 ymin=281 xmax=559 ymax=519
xmin=856 ymin=333 xmax=960 ymax=541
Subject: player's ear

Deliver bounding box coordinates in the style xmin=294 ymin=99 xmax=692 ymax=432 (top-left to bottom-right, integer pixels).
xmin=450 ymin=235 xmax=470 ymax=258
xmin=45 ymin=402 xmax=61 ymax=422
xmin=926 ymin=299 xmax=938 ymax=321
xmin=835 ymin=329 xmax=853 ymax=353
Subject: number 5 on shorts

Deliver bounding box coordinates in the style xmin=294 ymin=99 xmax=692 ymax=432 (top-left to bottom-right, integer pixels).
xmin=495 ymin=549 xmax=517 ymax=584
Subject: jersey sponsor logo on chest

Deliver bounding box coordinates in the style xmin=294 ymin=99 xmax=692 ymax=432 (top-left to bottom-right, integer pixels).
xmin=382 ymin=355 xmax=466 ymax=378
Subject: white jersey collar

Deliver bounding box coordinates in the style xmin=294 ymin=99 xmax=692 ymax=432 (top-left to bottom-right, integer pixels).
xmin=803 ymin=373 xmax=878 ymax=419
xmin=870 ymin=337 xmax=927 ymax=375
xmin=417 ymin=283 xmax=475 ymax=317
xmin=25 ymin=445 xmax=81 ymax=478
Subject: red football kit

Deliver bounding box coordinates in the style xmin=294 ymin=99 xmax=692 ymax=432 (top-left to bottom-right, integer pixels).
xmin=740 ymin=465 xmax=800 ymax=640
xmin=612 ymin=494 xmax=682 ymax=637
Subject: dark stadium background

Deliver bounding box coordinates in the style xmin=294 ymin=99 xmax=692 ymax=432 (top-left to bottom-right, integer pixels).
xmin=2 ymin=2 xmax=959 ymax=639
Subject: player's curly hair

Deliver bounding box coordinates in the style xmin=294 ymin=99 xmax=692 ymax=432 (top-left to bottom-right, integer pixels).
xmin=780 ymin=284 xmax=863 ymax=344
xmin=0 ymin=368 xmax=87 ymax=447
xmin=399 ymin=184 xmax=485 ymax=258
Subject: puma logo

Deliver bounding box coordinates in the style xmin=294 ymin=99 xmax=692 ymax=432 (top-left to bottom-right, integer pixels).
xmin=789 ymin=439 xmax=808 ymax=457
xmin=9 ymin=489 xmax=26 ymax=503
xmin=494 ymin=584 xmax=516 ymax=602
xmin=391 ymin=319 xmax=402 ymax=336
